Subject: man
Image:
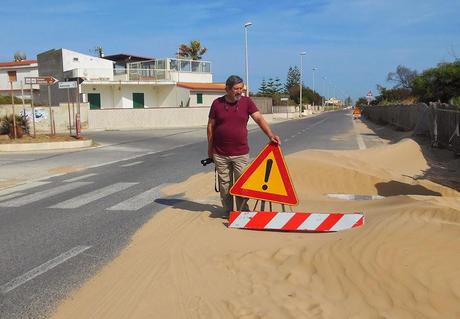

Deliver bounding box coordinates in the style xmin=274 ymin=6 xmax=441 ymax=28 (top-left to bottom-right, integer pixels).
xmin=207 ymin=75 xmax=281 ymax=215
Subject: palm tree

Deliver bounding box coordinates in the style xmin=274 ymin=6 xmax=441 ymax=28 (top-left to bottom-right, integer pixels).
xmin=178 ymin=40 xmax=207 ymax=60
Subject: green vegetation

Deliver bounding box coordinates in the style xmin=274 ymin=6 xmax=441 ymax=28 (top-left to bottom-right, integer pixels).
xmin=0 ymin=95 xmax=24 ymax=105
xmin=0 ymin=114 xmax=29 ymax=137
xmin=362 ymin=60 xmax=460 ymax=106
xmin=255 ymin=66 xmax=324 ymax=106
xmin=177 ymin=40 xmax=207 ymax=60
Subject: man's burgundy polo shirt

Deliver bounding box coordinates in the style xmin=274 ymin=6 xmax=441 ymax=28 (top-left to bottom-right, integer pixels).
xmin=209 ymin=96 xmax=259 ymax=156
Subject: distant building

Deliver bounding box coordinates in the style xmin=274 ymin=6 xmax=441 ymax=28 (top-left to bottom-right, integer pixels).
xmin=0 ymin=60 xmax=39 ymax=100
xmin=81 ymin=55 xmax=220 ymax=109
xmin=37 ymin=48 xmax=113 ymax=105
xmin=35 ymin=48 xmax=225 ymax=109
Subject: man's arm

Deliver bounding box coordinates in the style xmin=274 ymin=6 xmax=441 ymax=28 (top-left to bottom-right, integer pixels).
xmin=207 ymin=118 xmax=215 ymax=158
xmin=250 ymin=111 xmax=281 ymax=144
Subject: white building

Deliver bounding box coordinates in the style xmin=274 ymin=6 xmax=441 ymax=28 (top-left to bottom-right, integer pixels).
xmin=37 ymin=48 xmax=114 ymax=105
xmin=0 ymin=60 xmax=39 ymax=100
xmin=81 ymin=56 xmax=224 ymax=109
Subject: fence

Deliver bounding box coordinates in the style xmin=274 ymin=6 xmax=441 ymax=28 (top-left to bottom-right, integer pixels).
xmin=362 ymin=103 xmax=460 ymax=154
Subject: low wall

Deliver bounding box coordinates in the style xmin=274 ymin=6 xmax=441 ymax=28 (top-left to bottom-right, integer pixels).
xmin=0 ymin=103 xmax=89 ymax=134
xmin=88 ymin=107 xmax=210 ymax=130
xmin=87 ymin=107 xmax=276 ymax=130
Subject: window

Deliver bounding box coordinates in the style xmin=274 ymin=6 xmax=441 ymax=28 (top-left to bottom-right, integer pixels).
xmin=196 ymin=93 xmax=203 ymax=104
xmin=7 ymin=71 xmax=17 ymax=82
xmin=88 ymin=93 xmax=101 ymax=109
xmin=133 ymin=93 xmax=144 ymax=108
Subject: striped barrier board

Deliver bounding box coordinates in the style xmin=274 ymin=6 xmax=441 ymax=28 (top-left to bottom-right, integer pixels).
xmin=228 ymin=211 xmax=364 ymax=232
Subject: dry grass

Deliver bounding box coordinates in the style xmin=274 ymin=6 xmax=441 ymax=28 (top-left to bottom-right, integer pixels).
xmin=0 ymin=134 xmax=87 ymax=144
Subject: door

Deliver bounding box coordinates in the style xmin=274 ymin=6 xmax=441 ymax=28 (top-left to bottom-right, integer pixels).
xmin=133 ymin=93 xmax=144 ymax=108
xmin=88 ymin=93 xmax=101 ymax=110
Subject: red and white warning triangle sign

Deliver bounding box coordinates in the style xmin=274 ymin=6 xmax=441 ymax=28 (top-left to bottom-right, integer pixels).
xmin=230 ymin=143 xmax=298 ymax=205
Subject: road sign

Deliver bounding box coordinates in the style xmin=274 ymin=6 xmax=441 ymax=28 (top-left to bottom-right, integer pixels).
xmin=58 ymin=81 xmax=78 ymax=89
xmin=25 ymin=76 xmax=59 ymax=85
xmin=228 ymin=211 xmax=364 ymax=232
xmin=230 ymin=143 xmax=298 ymax=205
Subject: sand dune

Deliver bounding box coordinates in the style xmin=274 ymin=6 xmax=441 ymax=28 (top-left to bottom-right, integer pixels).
xmin=52 ymin=138 xmax=460 ymax=319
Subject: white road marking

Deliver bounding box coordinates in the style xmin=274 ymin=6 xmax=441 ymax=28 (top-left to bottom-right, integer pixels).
xmin=328 ymin=193 xmax=384 ymax=200
xmin=0 ymin=245 xmax=91 ymax=294
xmin=107 ymin=184 xmax=166 ymax=211
xmin=63 ymin=173 xmax=98 ymax=183
xmin=0 ymin=182 xmax=92 ymax=207
xmin=50 ymin=182 xmax=137 ymax=209
xmin=352 ymin=119 xmax=366 ymax=150
xmin=0 ymin=182 xmax=50 ymax=197
xmin=120 ymin=161 xmax=143 ymax=167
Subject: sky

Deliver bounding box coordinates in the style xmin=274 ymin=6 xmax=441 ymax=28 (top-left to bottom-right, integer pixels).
xmin=2 ymin=0 xmax=459 ymax=101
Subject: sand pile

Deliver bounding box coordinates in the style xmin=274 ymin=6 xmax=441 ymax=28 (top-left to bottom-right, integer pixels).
xmin=52 ymin=139 xmax=460 ymax=319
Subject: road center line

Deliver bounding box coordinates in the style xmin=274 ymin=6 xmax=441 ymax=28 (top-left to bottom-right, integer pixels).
xmin=64 ymin=173 xmax=98 ymax=182
xmin=0 ymin=245 xmax=92 ymax=294
xmin=120 ymin=161 xmax=143 ymax=167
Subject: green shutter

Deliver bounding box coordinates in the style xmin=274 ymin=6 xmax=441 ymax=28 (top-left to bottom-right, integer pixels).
xmin=196 ymin=93 xmax=203 ymax=104
xmin=133 ymin=93 xmax=144 ymax=108
xmin=88 ymin=93 xmax=101 ymax=110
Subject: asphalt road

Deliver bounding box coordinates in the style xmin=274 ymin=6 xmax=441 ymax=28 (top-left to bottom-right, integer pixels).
xmin=0 ymin=110 xmax=382 ymax=318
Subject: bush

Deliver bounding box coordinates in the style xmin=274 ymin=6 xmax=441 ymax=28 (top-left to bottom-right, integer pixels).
xmin=450 ymin=96 xmax=460 ymax=106
xmin=0 ymin=95 xmax=24 ymax=105
xmin=0 ymin=114 xmax=30 ymax=137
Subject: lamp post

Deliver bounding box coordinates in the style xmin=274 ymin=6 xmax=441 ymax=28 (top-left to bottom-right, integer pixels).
xmin=312 ymin=67 xmax=317 ymax=109
xmin=244 ymin=22 xmax=252 ymax=96
xmin=322 ymin=76 xmax=327 ymax=106
xmin=299 ymin=51 xmax=306 ymax=115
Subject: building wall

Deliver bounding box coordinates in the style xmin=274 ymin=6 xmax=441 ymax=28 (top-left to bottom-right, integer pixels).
xmin=0 ymin=65 xmax=39 ymax=98
xmin=37 ymin=48 xmax=113 ymax=105
xmin=170 ymin=72 xmax=213 ymax=83
xmin=61 ymin=49 xmax=113 ymax=80
xmin=189 ymin=91 xmax=223 ymax=107
xmin=81 ymin=84 xmax=192 ymax=108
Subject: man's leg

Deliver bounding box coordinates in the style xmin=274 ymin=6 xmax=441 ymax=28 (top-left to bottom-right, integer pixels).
xmin=232 ymin=154 xmax=250 ymax=211
xmin=213 ymin=154 xmax=234 ymax=214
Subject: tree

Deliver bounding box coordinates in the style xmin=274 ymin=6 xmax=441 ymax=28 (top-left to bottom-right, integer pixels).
xmin=373 ymin=85 xmax=413 ymax=105
xmin=387 ymin=65 xmax=418 ymax=89
xmin=345 ymin=96 xmax=353 ymax=106
xmin=177 ymin=40 xmax=207 ymax=60
xmin=258 ymin=78 xmax=269 ymax=96
xmin=285 ymin=66 xmax=300 ymax=92
xmin=355 ymin=97 xmax=369 ymax=107
xmin=412 ymin=60 xmax=460 ymax=103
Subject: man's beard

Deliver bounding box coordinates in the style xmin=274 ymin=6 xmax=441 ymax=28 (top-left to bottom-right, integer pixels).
xmin=234 ymin=94 xmax=242 ymax=101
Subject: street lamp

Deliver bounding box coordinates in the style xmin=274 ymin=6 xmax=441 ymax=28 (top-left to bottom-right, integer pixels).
xmin=244 ymin=22 xmax=252 ymax=96
xmin=312 ymin=67 xmax=317 ymax=109
xmin=299 ymin=51 xmax=306 ymax=115
xmin=322 ymin=76 xmax=327 ymax=106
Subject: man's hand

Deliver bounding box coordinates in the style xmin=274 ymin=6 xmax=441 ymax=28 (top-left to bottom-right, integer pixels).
xmin=269 ymin=135 xmax=281 ymax=145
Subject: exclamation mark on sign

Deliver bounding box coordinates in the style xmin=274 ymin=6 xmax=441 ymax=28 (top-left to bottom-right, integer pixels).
xmin=262 ymin=159 xmax=273 ymax=190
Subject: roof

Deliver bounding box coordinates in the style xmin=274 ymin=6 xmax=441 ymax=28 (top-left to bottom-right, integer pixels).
xmin=177 ymin=82 xmax=226 ymax=91
xmin=103 ymin=53 xmax=154 ymax=63
xmin=0 ymin=60 xmax=38 ymax=68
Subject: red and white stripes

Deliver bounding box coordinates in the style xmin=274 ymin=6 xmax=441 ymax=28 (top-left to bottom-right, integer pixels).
xmin=228 ymin=211 xmax=364 ymax=232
